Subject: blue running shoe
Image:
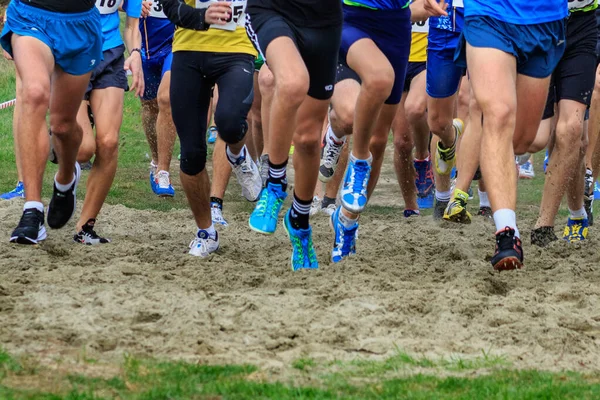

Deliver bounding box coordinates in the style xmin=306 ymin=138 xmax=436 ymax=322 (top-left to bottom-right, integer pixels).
xmin=563 ymin=217 xmax=589 ymax=243
xmin=340 ymin=157 xmax=371 ymax=214
xmin=0 ymin=181 xmax=25 ymax=200
xmin=207 ymin=126 xmax=218 ymax=144
xmin=543 ymin=149 xmax=549 ymax=174
xmin=403 ymin=209 xmax=420 ymax=218
xmin=450 ymin=166 xmax=457 ymax=179
xmin=594 ymin=182 xmax=600 ymax=200
xmin=153 ymin=171 xmax=175 ymax=197
xmin=249 ymin=182 xmax=287 ymax=234
xmin=331 ymin=206 xmax=358 ymax=263
xmin=414 ymin=158 xmax=434 ymax=210
xmin=417 ymin=190 xmax=434 ymax=209
xmin=283 ymin=210 xmax=318 ymax=271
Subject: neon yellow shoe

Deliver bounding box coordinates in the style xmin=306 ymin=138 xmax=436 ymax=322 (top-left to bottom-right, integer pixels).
xmin=443 ymin=188 xmax=472 ymax=224
xmin=434 ymin=119 xmax=463 ymax=175
xmin=563 ymin=217 xmax=589 ymax=243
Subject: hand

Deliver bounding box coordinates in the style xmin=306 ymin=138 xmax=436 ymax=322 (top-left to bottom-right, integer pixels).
xmin=204 ymin=2 xmax=232 ymax=25
xmin=142 ymin=1 xmax=152 ymax=18
xmin=423 ymin=0 xmax=448 ymax=16
xmin=124 ymin=52 xmax=145 ymax=97
xmin=2 ymin=50 xmax=12 ymax=61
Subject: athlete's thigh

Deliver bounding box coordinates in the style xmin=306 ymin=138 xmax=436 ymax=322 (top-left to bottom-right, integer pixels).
xmin=405 ymin=70 xmax=427 ymax=116
xmin=213 ymin=54 xmax=255 ymax=118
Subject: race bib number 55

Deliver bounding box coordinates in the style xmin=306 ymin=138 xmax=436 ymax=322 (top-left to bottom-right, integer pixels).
xmin=195 ymin=0 xmax=247 ymax=32
xmin=96 ymin=0 xmax=120 ymax=15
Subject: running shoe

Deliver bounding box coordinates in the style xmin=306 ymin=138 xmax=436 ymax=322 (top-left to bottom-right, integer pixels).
xmin=211 ymin=203 xmax=229 ymax=227
xmin=207 ymin=126 xmax=218 ymax=144
xmin=443 ymin=189 xmax=472 ymax=224
xmin=584 ymin=170 xmax=594 ymax=226
xmin=490 ymin=227 xmax=523 ymax=271
xmin=519 ymin=161 xmax=535 ymax=179
xmin=543 ymin=150 xmax=549 ymax=173
xmin=340 ymin=157 xmax=371 ymax=214
xmin=47 ymin=162 xmax=81 ymax=229
xmin=330 ymin=206 xmax=358 ymax=263
xmin=153 ymin=170 xmax=175 ymax=197
xmin=259 ymin=154 xmax=269 ymax=187
xmin=563 ymin=217 xmax=589 ymax=243
xmin=433 ymin=199 xmax=448 ymax=220
xmin=309 ymin=196 xmax=322 ymax=216
xmin=10 ymin=208 xmax=46 ymax=245
xmin=283 ymin=209 xmax=318 ymax=270
xmin=189 ymin=229 xmax=220 ymax=257
xmin=0 ymin=181 xmax=25 ymax=200
xmin=515 ymin=153 xmax=531 ymax=166
xmin=477 ymin=206 xmax=493 ymax=219
xmin=414 ymin=158 xmax=434 ymax=199
xmin=149 ymin=162 xmax=158 ymax=194
xmin=531 ymin=226 xmax=558 ymax=247
xmin=467 ymin=187 xmax=474 ymax=200
xmin=321 ymin=202 xmax=337 ymax=217
xmin=230 ymin=146 xmax=262 ymax=202
xmin=435 ymin=119 xmax=463 ymax=175
xmin=403 ymin=209 xmax=420 ymax=218
xmin=319 ymin=128 xmax=344 ymax=183
xmin=417 ymin=191 xmax=435 ymax=209
xmin=249 ymin=182 xmax=287 ymax=234
xmin=73 ymin=219 xmax=111 ymax=245
xmin=48 ymin=130 xmax=58 ymax=165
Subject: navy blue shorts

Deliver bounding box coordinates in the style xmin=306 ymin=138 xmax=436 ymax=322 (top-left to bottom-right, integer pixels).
xmin=404 ymin=62 xmax=426 ymax=92
xmin=142 ymin=47 xmax=173 ymax=101
xmin=340 ymin=5 xmax=411 ymax=105
xmin=85 ymin=45 xmax=128 ymax=99
xmin=1 ymin=0 xmax=102 ymax=76
xmin=455 ymin=15 xmax=566 ymax=79
xmin=427 ymin=28 xmax=465 ymax=98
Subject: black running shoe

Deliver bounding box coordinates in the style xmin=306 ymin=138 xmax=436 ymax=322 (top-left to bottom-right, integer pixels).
xmin=319 ymin=130 xmax=344 ymax=183
xmin=530 ymin=226 xmax=558 ymax=247
xmin=584 ymin=170 xmax=594 ymax=226
xmin=477 ymin=206 xmax=493 ymax=218
xmin=73 ymin=219 xmax=111 ymax=245
xmin=473 ymin=167 xmax=482 ymax=181
xmin=433 ymin=199 xmax=449 ymax=220
xmin=10 ymin=208 xmax=47 ymax=245
xmin=47 ymin=163 xmax=81 ymax=229
xmin=490 ymin=227 xmax=523 ymax=271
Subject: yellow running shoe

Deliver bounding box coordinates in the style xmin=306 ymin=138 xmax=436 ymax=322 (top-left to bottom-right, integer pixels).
xmin=434 ymin=119 xmax=464 ymax=175
xmin=443 ymin=188 xmax=472 ymax=224
xmin=563 ymin=217 xmax=589 ymax=243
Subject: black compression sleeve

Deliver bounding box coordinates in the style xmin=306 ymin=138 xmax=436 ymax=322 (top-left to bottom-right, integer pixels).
xmin=159 ymin=0 xmax=210 ymax=31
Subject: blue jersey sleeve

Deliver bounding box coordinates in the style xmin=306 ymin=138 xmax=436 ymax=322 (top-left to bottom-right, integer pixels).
xmin=123 ymin=0 xmax=143 ymax=18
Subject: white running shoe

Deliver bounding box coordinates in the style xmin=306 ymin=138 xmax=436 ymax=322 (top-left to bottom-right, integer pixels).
xmin=211 ymin=205 xmax=229 ymax=227
xmin=321 ymin=203 xmax=337 ymax=217
xmin=188 ymin=230 xmax=219 ymax=257
xmin=309 ymin=196 xmax=322 ymax=216
xmin=519 ymin=161 xmax=535 ymax=179
xmin=230 ymin=145 xmax=262 ymax=202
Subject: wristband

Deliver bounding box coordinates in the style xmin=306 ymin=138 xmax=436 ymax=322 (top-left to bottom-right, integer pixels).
xmin=130 ymin=48 xmax=142 ymax=55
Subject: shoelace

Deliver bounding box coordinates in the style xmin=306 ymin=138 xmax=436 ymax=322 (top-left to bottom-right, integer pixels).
xmin=336 ymin=222 xmax=357 ymax=256
xmin=82 ymin=225 xmax=103 ymax=239
xmin=254 ymin=188 xmax=284 ymax=218
xmin=19 ymin=210 xmax=41 ymax=228
xmin=350 ymin=162 xmax=370 ymax=194
xmin=157 ymin=172 xmax=171 ymax=188
xmin=323 ymin=141 xmax=343 ymax=168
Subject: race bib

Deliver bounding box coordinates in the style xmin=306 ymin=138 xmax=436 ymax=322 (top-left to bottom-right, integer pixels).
xmin=568 ymin=0 xmax=595 ymax=10
xmin=95 ymin=0 xmax=120 ymax=15
xmin=411 ymin=19 xmax=429 ymax=33
xmin=453 ymin=0 xmax=464 ymax=8
xmin=149 ymin=1 xmax=168 ymax=18
xmin=195 ymin=0 xmax=247 ymax=32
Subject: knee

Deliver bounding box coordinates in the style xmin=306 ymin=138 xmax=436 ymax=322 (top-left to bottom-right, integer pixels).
xmin=214 ymin=111 xmax=248 ymax=145
xmin=330 ymin=104 xmax=354 ymax=136
xmin=369 ymin=134 xmax=388 ymax=159
xmin=393 ymin=132 xmax=413 ymax=156
xmin=294 ymin=119 xmax=322 ymax=153
xmin=157 ymin=90 xmax=171 ymax=115
xmin=555 ymin=115 xmax=584 ymax=147
xmin=427 ymin=108 xmax=451 ymax=136
xmin=96 ymin=133 xmax=119 ymax=157
xmin=482 ymin=103 xmax=516 ymax=134
xmin=180 ymin=148 xmax=207 ymax=175
xmin=361 ymin=67 xmax=395 ymax=100
xmin=20 ymin=81 xmax=51 ymax=109
xmin=276 ymin=73 xmax=309 ymax=107
xmin=49 ymin=118 xmax=79 ymax=140
xmin=404 ymin=101 xmax=426 ymax=125
xmin=258 ymin=68 xmax=275 ymax=95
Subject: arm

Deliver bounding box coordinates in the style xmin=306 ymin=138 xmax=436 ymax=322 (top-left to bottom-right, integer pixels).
xmin=410 ymin=0 xmax=431 ymax=22
xmin=159 ymin=0 xmax=232 ymax=30
xmin=124 ymin=12 xmax=145 ymax=97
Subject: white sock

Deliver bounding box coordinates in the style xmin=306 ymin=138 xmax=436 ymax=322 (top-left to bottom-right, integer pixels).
xmin=327 ymin=125 xmax=346 ymax=145
xmin=436 ymin=190 xmax=452 ymax=202
xmin=350 ymin=152 xmax=373 ymax=165
xmin=54 ymin=173 xmax=75 ymax=192
xmin=569 ymin=207 xmax=587 ymax=219
xmin=415 ymin=155 xmax=430 ymax=162
xmin=199 ymin=224 xmax=217 ymax=240
xmin=478 ymin=189 xmax=490 ymax=207
xmin=24 ymin=201 xmax=44 ymax=213
xmin=226 ymin=145 xmax=245 ymax=164
xmin=338 ymin=210 xmax=358 ymax=228
xmin=493 ymin=208 xmax=520 ymax=238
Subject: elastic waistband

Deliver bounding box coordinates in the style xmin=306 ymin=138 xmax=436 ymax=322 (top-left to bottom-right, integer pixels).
xmin=342 ymin=3 xmax=410 ymax=14
xmin=14 ymin=0 xmax=98 ymax=20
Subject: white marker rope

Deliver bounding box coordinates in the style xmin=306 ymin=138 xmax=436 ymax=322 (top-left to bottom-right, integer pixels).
xmin=0 ymin=98 xmax=16 ymax=110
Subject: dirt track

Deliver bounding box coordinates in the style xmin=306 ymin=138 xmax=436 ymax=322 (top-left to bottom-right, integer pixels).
xmin=1 ymin=171 xmax=600 ymax=374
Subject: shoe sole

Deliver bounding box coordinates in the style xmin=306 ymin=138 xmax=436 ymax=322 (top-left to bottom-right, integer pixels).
xmin=248 ymin=220 xmax=275 ymax=235
xmin=10 ymin=226 xmax=47 ymax=245
xmin=318 ymin=171 xmax=334 ymax=183
xmin=519 ymin=175 xmax=534 ymax=180
xmin=493 ymin=256 xmax=523 ymax=271
xmin=443 ymin=211 xmax=472 ymax=224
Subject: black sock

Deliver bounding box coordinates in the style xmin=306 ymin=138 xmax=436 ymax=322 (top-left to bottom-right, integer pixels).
xmin=322 ymin=196 xmax=336 ymax=208
xmin=210 ymin=197 xmax=223 ymax=209
xmin=290 ymin=193 xmax=311 ymax=230
xmin=267 ymin=159 xmax=288 ymax=191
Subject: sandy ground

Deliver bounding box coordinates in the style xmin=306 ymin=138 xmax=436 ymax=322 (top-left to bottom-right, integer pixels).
xmin=1 ymin=164 xmax=600 ymax=375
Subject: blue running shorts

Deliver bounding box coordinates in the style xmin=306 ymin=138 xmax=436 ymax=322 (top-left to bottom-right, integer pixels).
xmin=340 ymin=4 xmax=411 ymax=105
xmin=142 ymin=48 xmax=173 ymax=101
xmin=1 ymin=0 xmax=102 ymax=76
xmin=455 ymin=15 xmax=566 ymax=79
xmin=426 ymin=28 xmax=466 ymax=98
